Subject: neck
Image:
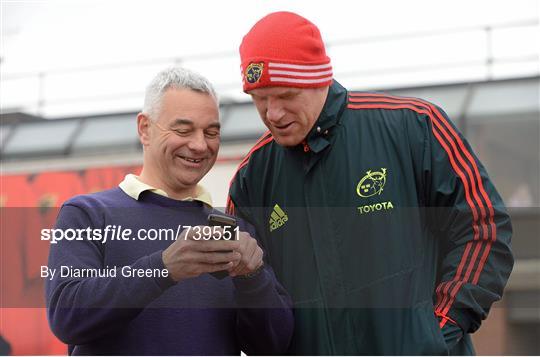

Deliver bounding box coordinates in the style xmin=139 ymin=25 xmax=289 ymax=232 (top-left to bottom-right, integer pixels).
xmin=139 ymin=167 xmax=197 ymax=200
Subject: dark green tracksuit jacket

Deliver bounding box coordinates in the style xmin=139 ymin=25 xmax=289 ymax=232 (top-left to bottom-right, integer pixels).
xmin=227 ymin=81 xmax=513 ymax=355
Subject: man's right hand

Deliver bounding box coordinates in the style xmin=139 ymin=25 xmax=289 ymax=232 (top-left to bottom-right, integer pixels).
xmin=162 ymin=226 xmax=241 ymax=282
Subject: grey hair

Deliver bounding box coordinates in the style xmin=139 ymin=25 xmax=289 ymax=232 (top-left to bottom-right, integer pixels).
xmin=143 ymin=67 xmax=218 ymax=120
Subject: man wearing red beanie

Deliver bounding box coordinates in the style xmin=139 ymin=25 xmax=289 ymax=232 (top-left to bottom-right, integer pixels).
xmin=227 ymin=11 xmax=513 ymax=355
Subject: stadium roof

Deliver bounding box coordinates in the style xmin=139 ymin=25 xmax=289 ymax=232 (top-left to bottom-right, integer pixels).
xmin=1 ymin=76 xmax=538 ymax=163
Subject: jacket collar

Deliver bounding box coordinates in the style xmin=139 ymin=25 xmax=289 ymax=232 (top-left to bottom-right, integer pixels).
xmin=303 ymin=80 xmax=348 ymax=153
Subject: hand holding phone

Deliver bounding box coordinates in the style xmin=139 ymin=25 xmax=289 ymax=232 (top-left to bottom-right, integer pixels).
xmin=207 ymin=213 xmax=238 ymax=279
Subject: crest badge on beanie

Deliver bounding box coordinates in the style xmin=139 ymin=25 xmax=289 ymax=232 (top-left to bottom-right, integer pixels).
xmin=240 ymin=11 xmax=333 ymax=92
xmin=245 ymin=62 xmax=264 ymax=84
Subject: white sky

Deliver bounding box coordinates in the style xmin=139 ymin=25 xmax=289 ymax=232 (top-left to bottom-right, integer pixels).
xmin=1 ymin=0 xmax=539 ymax=117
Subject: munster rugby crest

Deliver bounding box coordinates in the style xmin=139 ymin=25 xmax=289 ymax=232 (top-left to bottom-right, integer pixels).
xmin=356 ymin=168 xmax=387 ymax=198
xmin=245 ymin=62 xmax=264 ymax=83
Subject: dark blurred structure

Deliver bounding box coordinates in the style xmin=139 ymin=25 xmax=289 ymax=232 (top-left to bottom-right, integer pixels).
xmin=0 ymin=334 xmax=11 ymax=355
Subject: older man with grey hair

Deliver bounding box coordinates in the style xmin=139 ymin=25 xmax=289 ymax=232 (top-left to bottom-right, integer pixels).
xmin=46 ymin=67 xmax=293 ymax=355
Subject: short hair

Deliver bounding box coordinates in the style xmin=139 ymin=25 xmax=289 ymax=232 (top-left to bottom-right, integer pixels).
xmin=142 ymin=67 xmax=218 ymax=120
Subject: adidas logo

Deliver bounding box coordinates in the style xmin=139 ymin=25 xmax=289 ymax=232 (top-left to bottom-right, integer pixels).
xmin=269 ymin=204 xmax=288 ymax=232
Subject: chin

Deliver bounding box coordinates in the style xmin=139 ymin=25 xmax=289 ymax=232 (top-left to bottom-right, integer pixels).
xmin=182 ymin=174 xmax=204 ymax=185
xmin=172 ymin=171 xmax=202 ymax=185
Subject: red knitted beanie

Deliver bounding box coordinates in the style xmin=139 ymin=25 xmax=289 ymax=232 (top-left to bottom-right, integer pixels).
xmin=239 ymin=11 xmax=333 ymax=92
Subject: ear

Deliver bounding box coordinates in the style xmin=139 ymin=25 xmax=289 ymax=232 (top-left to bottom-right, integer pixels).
xmin=137 ymin=113 xmax=151 ymax=147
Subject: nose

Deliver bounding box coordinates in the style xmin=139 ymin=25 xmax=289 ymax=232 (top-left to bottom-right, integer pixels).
xmin=187 ymin=131 xmax=208 ymax=153
xmin=265 ymin=98 xmax=285 ymax=123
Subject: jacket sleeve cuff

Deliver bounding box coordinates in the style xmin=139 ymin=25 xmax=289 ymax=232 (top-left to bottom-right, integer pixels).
xmin=435 ymin=310 xmax=465 ymax=350
xmin=443 ymin=307 xmax=478 ymax=334
xmin=440 ymin=321 xmax=463 ymax=351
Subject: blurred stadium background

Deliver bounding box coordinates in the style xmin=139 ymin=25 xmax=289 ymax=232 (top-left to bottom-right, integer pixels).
xmin=1 ymin=1 xmax=539 ymax=355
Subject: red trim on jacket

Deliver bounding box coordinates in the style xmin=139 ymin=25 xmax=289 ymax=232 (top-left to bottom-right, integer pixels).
xmin=226 ymin=131 xmax=274 ymax=215
xmin=435 ymin=310 xmax=458 ymax=329
xmin=347 ymin=93 xmax=496 ymax=320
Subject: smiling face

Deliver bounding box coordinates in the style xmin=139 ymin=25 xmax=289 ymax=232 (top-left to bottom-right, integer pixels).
xmin=138 ymin=88 xmax=220 ymax=197
xmin=249 ymin=86 xmax=329 ymax=147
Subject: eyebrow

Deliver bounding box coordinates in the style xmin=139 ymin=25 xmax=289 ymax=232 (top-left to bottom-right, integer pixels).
xmin=171 ymin=118 xmax=221 ymax=129
xmin=172 ymin=118 xmax=194 ymax=126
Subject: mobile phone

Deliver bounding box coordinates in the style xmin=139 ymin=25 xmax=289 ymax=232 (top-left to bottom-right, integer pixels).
xmin=207 ymin=213 xmax=237 ymax=279
xmin=208 ymin=213 xmax=237 ymax=228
